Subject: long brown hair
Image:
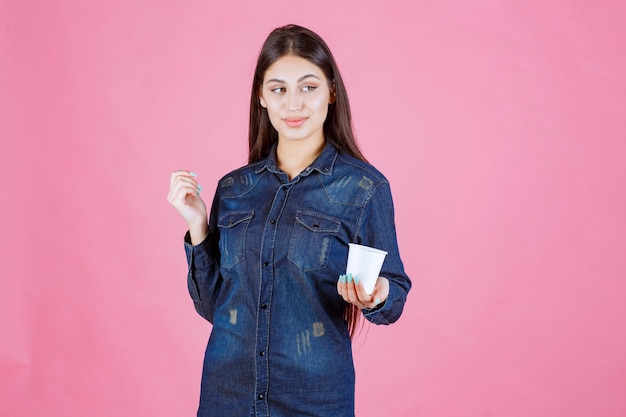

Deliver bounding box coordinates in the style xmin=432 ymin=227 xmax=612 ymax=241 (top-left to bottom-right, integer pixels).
xmin=248 ymin=24 xmax=366 ymax=164
xmin=248 ymin=24 xmax=365 ymax=337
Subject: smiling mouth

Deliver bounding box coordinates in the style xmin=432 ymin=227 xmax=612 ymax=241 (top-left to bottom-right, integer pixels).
xmin=284 ymin=118 xmax=306 ymax=127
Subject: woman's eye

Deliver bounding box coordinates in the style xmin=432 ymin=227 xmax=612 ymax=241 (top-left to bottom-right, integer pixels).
xmin=270 ymin=87 xmax=286 ymax=94
xmin=302 ymin=85 xmax=318 ymax=92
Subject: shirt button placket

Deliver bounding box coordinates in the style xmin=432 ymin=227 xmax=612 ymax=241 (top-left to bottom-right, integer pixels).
xmin=256 ymin=183 xmax=288 ymax=415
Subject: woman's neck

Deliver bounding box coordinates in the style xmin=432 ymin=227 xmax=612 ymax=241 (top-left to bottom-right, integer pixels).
xmin=276 ymin=138 xmax=325 ymax=180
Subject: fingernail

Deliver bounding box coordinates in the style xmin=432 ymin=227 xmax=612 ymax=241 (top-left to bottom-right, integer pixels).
xmin=353 ymin=275 xmax=359 ymax=285
xmin=338 ymin=274 xmax=345 ymax=283
xmin=375 ymin=297 xmax=381 ymax=305
xmin=190 ymin=171 xmax=198 ymax=177
xmin=197 ymin=184 xmax=203 ymax=193
xmin=347 ymin=273 xmax=353 ymax=283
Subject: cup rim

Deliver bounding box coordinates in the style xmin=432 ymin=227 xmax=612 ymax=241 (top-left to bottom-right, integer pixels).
xmin=348 ymin=243 xmax=388 ymax=255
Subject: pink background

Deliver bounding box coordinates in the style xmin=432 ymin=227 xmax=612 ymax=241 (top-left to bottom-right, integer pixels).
xmin=2 ymin=1 xmax=625 ymax=416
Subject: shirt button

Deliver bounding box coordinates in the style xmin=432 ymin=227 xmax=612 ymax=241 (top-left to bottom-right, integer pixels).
xmin=258 ymin=394 xmax=265 ymax=400
xmin=264 ymin=261 xmax=269 ymax=267
xmin=261 ymin=304 xmax=268 ymax=309
xmin=259 ymin=351 xmax=266 ymax=356
xmin=269 ymin=219 xmax=276 ymax=224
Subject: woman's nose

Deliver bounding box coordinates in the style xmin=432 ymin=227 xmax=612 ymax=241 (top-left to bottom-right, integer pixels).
xmin=287 ymin=91 xmax=303 ymax=111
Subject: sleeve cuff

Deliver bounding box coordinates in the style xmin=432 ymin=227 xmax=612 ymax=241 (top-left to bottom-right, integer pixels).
xmin=184 ymin=230 xmax=213 ymax=268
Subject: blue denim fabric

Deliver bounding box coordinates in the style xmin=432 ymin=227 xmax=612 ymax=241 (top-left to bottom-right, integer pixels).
xmin=184 ymin=142 xmax=411 ymax=417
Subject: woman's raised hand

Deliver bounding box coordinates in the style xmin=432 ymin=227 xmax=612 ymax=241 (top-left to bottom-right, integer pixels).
xmin=168 ymin=170 xmax=208 ymax=245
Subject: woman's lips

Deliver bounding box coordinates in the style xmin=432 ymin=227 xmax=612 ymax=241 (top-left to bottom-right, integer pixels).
xmin=283 ymin=118 xmax=306 ymax=127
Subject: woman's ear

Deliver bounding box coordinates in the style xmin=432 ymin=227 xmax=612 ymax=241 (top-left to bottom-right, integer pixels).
xmin=260 ymin=96 xmax=267 ymax=108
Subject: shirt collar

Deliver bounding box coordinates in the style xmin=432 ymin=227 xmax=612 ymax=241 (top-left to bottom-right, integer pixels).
xmin=255 ymin=141 xmax=338 ymax=177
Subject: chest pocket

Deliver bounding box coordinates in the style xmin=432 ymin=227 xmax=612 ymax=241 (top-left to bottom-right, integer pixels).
xmin=288 ymin=211 xmax=341 ymax=271
xmin=217 ymin=210 xmax=254 ymax=269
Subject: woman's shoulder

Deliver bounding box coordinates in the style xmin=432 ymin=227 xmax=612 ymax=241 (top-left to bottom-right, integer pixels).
xmin=319 ymin=151 xmax=392 ymax=208
xmin=216 ymin=158 xmax=267 ymax=186
xmin=334 ymin=152 xmax=390 ymax=186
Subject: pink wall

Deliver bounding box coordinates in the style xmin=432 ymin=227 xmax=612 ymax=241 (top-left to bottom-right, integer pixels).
xmin=2 ymin=1 xmax=625 ymax=416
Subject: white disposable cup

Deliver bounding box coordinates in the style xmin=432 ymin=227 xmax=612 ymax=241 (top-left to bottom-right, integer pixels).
xmin=346 ymin=243 xmax=388 ymax=294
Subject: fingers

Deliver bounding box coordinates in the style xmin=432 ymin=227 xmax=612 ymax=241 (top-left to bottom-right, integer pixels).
xmin=169 ymin=170 xmax=198 ymax=193
xmin=371 ymin=277 xmax=390 ymax=307
xmin=337 ymin=273 xmax=379 ymax=309
xmin=168 ymin=170 xmax=202 ymax=205
xmin=170 ymin=170 xmax=197 ymax=189
xmin=168 ymin=170 xmax=208 ymax=232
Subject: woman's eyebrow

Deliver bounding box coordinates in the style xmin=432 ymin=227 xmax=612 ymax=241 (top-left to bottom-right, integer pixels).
xmin=265 ymin=74 xmax=321 ymax=85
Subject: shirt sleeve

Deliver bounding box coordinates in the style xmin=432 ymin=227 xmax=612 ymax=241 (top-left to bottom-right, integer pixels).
xmin=183 ymin=189 xmax=223 ymax=323
xmin=356 ymin=181 xmax=411 ymax=325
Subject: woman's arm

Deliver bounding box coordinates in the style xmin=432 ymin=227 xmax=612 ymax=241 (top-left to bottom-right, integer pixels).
xmin=337 ymin=181 xmax=411 ymax=325
xmin=169 ymin=170 xmax=221 ymax=322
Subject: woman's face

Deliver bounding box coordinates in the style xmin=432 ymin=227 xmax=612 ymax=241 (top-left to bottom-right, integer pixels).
xmin=259 ymin=54 xmax=334 ymax=145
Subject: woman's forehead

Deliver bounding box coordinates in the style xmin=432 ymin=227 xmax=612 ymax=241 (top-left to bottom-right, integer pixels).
xmin=263 ymin=55 xmax=326 ymax=83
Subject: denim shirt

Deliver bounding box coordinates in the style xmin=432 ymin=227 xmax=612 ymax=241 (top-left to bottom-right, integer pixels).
xmin=184 ymin=142 xmax=411 ymax=417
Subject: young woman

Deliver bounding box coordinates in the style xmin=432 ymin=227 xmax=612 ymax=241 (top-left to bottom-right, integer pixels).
xmin=168 ymin=24 xmax=411 ymax=417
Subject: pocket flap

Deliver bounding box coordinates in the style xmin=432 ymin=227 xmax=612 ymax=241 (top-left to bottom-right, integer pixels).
xmin=294 ymin=211 xmax=340 ymax=233
xmin=218 ymin=210 xmax=255 ymax=228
